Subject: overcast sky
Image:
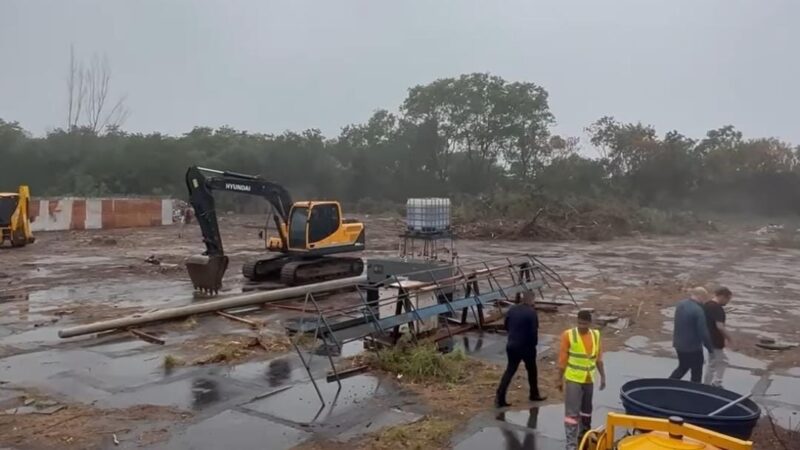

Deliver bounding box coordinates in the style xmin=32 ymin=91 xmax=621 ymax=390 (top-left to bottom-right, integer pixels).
xmin=1 ymin=0 xmax=798 ymax=147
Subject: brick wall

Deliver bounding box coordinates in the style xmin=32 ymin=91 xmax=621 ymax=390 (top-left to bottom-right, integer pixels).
xmin=29 ymin=198 xmax=175 ymax=232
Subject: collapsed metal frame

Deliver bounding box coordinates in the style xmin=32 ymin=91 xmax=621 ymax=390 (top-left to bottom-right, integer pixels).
xmin=289 ymin=254 xmax=575 ymax=410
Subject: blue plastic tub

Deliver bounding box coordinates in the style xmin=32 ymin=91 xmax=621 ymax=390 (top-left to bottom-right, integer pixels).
xmin=620 ymin=378 xmax=760 ymax=440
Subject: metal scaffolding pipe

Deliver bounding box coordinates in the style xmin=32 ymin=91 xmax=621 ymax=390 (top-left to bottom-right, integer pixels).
xmin=58 ymin=275 xmax=366 ymax=338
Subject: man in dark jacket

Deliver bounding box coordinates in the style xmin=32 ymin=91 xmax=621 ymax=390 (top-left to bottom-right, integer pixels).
xmin=495 ymin=292 xmax=546 ymax=407
xmin=669 ymin=286 xmax=714 ymax=383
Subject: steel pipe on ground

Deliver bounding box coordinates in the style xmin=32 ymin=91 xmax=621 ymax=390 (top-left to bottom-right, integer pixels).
xmin=58 ymin=275 xmax=366 ymax=338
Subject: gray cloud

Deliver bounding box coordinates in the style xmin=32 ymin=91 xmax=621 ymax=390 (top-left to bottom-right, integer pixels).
xmin=1 ymin=0 xmax=798 ymax=146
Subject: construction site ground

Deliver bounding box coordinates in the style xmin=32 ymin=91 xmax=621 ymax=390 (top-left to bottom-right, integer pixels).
xmin=0 ymin=215 xmax=798 ymax=449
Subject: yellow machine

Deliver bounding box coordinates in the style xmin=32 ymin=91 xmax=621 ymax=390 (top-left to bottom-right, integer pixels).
xmin=185 ymin=166 xmax=365 ymax=293
xmin=579 ymin=413 xmax=753 ymax=450
xmin=0 ymin=185 xmax=35 ymax=247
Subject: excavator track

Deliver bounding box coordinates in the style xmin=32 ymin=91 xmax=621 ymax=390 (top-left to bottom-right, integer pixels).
xmin=279 ymin=257 xmax=364 ymax=286
xmin=242 ymin=255 xmax=292 ymax=282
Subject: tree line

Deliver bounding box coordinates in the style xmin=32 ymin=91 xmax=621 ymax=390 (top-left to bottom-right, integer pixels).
xmin=1 ymin=72 xmax=798 ymax=215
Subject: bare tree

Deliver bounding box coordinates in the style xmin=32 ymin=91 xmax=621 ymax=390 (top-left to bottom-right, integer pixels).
xmin=66 ymin=46 xmax=129 ymax=133
xmin=66 ymin=45 xmax=86 ymax=130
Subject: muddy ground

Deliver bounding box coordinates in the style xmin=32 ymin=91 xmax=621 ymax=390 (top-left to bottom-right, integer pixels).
xmin=0 ymin=214 xmax=799 ymax=449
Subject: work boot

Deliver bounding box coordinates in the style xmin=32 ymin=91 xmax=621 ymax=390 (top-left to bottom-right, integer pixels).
xmin=529 ymin=394 xmax=547 ymax=402
xmin=494 ymin=398 xmax=511 ymax=408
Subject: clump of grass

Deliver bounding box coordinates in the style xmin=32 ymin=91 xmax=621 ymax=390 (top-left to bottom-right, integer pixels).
xmin=196 ymin=340 xmax=255 ymax=365
xmin=163 ymin=354 xmax=183 ymax=369
xmin=369 ymin=417 xmax=456 ymax=450
xmin=371 ymin=342 xmax=469 ymax=383
xmin=182 ymin=316 xmax=198 ymax=329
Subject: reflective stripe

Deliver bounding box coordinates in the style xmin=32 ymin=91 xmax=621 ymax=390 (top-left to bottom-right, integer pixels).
xmin=567 ymin=363 xmax=596 ymax=371
xmin=568 ymin=351 xmax=591 ymax=358
xmin=580 ymin=412 xmax=592 ymax=417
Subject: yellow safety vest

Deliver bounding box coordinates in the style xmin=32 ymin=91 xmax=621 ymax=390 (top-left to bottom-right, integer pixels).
xmin=564 ymin=327 xmax=600 ymax=384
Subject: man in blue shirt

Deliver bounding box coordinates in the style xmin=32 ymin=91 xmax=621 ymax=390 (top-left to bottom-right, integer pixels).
xmin=669 ymin=287 xmax=714 ymax=383
xmin=495 ymin=292 xmax=546 ymax=407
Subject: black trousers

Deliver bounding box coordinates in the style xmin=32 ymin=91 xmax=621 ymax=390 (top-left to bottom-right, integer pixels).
xmin=496 ymin=346 xmax=540 ymax=403
xmin=669 ymin=350 xmax=704 ymax=383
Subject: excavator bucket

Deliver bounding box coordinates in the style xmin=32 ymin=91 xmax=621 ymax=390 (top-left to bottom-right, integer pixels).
xmin=186 ymin=254 xmax=229 ymax=294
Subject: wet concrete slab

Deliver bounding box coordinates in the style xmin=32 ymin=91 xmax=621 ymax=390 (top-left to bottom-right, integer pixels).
xmin=453 ymin=425 xmax=564 ymax=450
xmin=242 ymin=374 xmax=390 ymax=424
xmin=100 ymin=374 xmax=252 ymax=411
xmin=498 ymin=404 xmax=620 ymax=442
xmin=763 ymin=405 xmax=800 ymax=431
xmin=224 ymin=354 xmax=330 ymax=389
xmin=85 ymin=337 xmax=153 ymax=356
xmin=765 ymin=375 xmax=800 ymax=406
xmin=163 ymin=409 xmax=309 ymax=450
xmin=333 ymin=407 xmax=423 ymax=442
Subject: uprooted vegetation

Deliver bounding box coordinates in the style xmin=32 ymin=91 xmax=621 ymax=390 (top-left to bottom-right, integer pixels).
xmin=454 ymin=194 xmax=715 ymax=241
xmin=163 ymin=329 xmax=304 ymax=368
xmin=369 ymin=342 xmax=471 ymax=384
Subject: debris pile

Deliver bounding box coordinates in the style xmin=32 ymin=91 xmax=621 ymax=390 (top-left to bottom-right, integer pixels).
xmin=455 ymin=201 xmax=713 ymax=241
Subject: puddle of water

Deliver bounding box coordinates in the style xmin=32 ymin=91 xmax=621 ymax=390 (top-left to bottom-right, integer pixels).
xmin=100 ymin=374 xmax=249 ymax=410
xmin=497 ymin=405 xmax=622 ymax=445
xmin=0 ymin=347 xmax=177 ymax=401
xmin=499 ymin=405 xmax=564 ymax=441
xmin=0 ymin=325 xmax=61 ymax=346
xmin=24 ymin=278 xmax=191 ymax=311
xmin=242 ymin=374 xmax=390 ymax=424
xmin=164 ymin=409 xmax=309 ymax=450
xmin=86 ymin=337 xmax=152 ymax=356
xmin=225 ymin=356 xmax=309 ymax=389
xmin=0 ymin=349 xmax=110 ymax=385
xmin=453 ymin=425 xmax=564 ymax=450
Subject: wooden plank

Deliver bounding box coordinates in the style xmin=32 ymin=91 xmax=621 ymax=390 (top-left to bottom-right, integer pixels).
xmin=129 ymin=328 xmax=165 ymax=345
xmin=326 ymin=365 xmax=369 ymax=382
xmin=216 ymin=311 xmax=259 ymax=328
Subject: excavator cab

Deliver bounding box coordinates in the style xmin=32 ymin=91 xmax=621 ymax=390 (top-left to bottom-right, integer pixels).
xmin=286 ymin=202 xmax=363 ymax=251
xmin=0 ymin=185 xmax=35 ymax=248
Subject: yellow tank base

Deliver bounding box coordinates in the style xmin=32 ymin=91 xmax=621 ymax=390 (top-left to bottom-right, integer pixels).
xmin=618 ymin=431 xmax=725 ymax=449
xmin=580 ymin=413 xmax=753 ymax=450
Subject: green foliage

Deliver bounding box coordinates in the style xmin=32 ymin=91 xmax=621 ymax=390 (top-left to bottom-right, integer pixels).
xmin=1 ymin=74 xmax=798 ymax=218
xmin=372 ymin=342 xmax=469 ymax=383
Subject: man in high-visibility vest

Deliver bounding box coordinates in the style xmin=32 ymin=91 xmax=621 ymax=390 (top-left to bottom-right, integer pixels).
xmin=558 ymin=310 xmax=606 ymax=450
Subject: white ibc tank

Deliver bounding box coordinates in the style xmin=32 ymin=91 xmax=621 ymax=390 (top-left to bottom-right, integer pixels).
xmin=406 ymin=198 xmax=451 ymax=232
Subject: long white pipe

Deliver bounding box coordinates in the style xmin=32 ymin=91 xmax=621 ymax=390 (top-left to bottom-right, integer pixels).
xmin=58 ymin=275 xmax=366 ymax=338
